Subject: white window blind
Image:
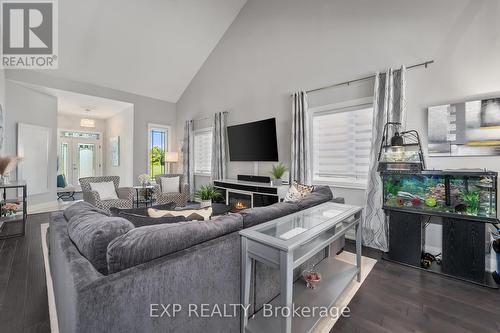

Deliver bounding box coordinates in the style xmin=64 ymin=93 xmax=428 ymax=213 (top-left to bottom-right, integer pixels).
xmin=311 ymin=104 xmax=373 ymax=186
xmin=194 ymin=129 xmax=213 ymax=175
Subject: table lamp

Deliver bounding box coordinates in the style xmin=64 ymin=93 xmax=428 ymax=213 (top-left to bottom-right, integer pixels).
xmin=165 ymin=152 xmax=179 ymax=173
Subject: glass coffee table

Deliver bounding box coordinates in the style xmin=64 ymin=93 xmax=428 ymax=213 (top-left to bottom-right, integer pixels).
xmin=239 ymin=202 xmax=363 ymax=333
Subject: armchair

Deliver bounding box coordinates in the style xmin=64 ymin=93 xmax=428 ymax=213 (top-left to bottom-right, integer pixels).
xmin=153 ymin=174 xmax=189 ymax=207
xmin=79 ymin=176 xmax=134 ymax=213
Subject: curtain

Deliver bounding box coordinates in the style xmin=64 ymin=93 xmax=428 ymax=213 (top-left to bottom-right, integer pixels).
xmin=363 ymin=66 xmax=407 ymax=251
xmin=182 ymin=120 xmax=194 ymax=198
xmin=291 ymin=91 xmax=310 ymax=184
xmin=212 ymin=112 xmax=227 ymax=180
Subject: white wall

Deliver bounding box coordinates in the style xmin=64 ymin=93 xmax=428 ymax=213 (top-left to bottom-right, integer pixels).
xmin=6 ymin=70 xmax=177 ymax=183
xmin=176 ymin=0 xmax=500 ymax=250
xmin=5 ymin=81 xmax=58 ymax=205
xmin=105 ymin=107 xmax=134 ymax=186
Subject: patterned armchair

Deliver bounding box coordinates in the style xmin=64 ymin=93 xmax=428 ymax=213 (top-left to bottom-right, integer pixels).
xmin=79 ymin=176 xmax=134 ymax=213
xmin=153 ymin=174 xmax=189 ymax=207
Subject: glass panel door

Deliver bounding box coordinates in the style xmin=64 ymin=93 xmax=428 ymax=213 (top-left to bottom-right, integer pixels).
xmin=77 ymin=143 xmax=96 ymax=179
xmin=58 ymin=130 xmax=102 ymax=186
xmin=60 ymin=142 xmax=69 ymax=181
xmin=149 ymin=128 xmax=167 ymax=178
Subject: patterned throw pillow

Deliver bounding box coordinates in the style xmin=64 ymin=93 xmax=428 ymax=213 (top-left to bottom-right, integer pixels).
xmin=293 ymin=181 xmax=314 ymax=195
xmin=284 ymin=181 xmax=314 ymax=202
xmin=147 ymin=207 xmax=213 ymax=221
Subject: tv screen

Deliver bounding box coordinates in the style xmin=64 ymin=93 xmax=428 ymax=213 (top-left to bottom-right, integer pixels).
xmin=227 ymin=118 xmax=279 ymax=161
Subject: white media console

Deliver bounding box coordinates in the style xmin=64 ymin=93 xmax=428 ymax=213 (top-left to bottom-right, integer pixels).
xmin=213 ymin=179 xmax=289 ymax=210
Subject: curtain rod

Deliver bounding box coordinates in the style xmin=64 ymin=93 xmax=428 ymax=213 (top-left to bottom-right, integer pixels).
xmin=296 ymin=60 xmax=434 ymax=95
xmin=191 ymin=111 xmax=229 ymax=122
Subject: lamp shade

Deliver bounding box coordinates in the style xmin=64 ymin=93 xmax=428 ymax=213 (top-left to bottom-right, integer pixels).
xmin=165 ymin=152 xmax=179 ymax=163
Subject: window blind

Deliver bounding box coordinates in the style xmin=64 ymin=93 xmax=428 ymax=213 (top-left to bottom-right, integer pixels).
xmin=194 ymin=129 xmax=213 ymax=175
xmin=312 ymin=106 xmax=373 ymax=183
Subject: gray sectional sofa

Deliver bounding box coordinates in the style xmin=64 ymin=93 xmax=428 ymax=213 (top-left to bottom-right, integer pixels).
xmin=48 ymin=186 xmax=345 ymax=333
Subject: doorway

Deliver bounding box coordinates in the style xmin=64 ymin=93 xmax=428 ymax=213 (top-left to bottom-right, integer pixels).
xmin=59 ymin=130 xmax=103 ymax=186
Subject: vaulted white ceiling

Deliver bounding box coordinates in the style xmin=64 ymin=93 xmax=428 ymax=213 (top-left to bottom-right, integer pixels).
xmin=51 ymin=0 xmax=247 ymax=102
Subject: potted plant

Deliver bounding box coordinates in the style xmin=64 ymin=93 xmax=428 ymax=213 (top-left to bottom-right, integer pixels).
xmin=195 ymin=185 xmax=223 ymax=208
xmin=270 ymin=163 xmax=288 ymax=186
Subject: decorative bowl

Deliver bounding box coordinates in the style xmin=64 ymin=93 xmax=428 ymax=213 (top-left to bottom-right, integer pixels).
xmin=302 ymin=269 xmax=321 ymax=289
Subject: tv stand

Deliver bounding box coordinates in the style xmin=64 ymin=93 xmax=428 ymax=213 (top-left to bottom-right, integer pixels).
xmin=213 ymin=179 xmax=288 ymax=211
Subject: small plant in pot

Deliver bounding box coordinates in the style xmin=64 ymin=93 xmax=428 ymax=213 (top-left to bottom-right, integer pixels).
xmin=270 ymin=163 xmax=288 ymax=186
xmin=195 ymin=185 xmax=223 ymax=208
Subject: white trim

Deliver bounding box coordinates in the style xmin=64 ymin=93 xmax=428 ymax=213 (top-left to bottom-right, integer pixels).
xmin=18 ymin=123 xmax=51 ymax=196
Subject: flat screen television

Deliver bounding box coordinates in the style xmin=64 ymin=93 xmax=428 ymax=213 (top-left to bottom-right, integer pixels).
xmin=227 ymin=118 xmax=279 ymax=161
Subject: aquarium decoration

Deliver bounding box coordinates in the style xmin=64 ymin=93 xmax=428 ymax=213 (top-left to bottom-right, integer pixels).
xmin=382 ymin=170 xmax=498 ymax=221
xmin=377 ymin=122 xmax=426 ymax=173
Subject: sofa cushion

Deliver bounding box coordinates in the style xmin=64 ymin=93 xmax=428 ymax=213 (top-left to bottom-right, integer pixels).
xmin=160 ymin=176 xmax=180 ymax=193
xmin=68 ymin=213 xmax=134 ymax=274
xmin=90 ymin=181 xmax=119 ymax=200
xmin=296 ymin=185 xmax=333 ymax=210
xmin=63 ymin=201 xmax=110 ymax=221
xmin=239 ymin=202 xmax=300 ymax=228
xmin=107 ymin=213 xmax=243 ymax=273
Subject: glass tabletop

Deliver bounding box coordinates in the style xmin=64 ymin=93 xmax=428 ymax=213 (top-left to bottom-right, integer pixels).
xmin=256 ymin=202 xmax=352 ymax=241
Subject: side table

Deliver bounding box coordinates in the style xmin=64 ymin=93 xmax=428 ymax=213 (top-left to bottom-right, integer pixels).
xmin=133 ymin=185 xmax=156 ymax=208
xmin=0 ymin=181 xmax=27 ymax=239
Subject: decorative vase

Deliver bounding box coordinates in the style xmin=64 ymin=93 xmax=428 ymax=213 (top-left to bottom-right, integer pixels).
xmin=271 ymin=179 xmax=283 ymax=186
xmin=200 ymin=199 xmax=212 ymax=208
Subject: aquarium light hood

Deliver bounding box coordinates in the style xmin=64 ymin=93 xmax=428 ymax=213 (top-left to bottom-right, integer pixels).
xmin=377 ymin=122 xmax=426 ymax=173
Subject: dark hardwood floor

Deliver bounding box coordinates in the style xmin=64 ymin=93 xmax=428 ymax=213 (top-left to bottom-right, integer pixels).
xmin=333 ymin=240 xmax=500 ymax=333
xmin=0 ymin=213 xmax=50 ymax=333
xmin=0 ymin=214 xmax=499 ymax=333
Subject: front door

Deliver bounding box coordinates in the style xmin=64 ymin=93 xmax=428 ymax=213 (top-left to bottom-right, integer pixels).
xmin=59 ymin=131 xmax=102 ymax=186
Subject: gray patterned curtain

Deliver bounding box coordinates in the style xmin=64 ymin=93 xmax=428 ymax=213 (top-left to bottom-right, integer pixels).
xmin=363 ymin=66 xmax=407 ymax=251
xmin=291 ymin=91 xmax=310 ymax=184
xmin=212 ymin=112 xmax=227 ymax=180
xmin=182 ymin=120 xmax=194 ymax=198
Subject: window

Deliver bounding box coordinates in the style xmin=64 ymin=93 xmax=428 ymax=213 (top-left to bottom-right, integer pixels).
xmin=148 ymin=124 xmax=169 ymax=178
xmin=310 ymin=99 xmax=373 ymax=188
xmin=194 ymin=128 xmax=213 ymax=176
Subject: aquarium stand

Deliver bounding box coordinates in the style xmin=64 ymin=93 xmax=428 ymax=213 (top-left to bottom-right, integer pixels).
xmin=383 ymin=208 xmax=498 ymax=289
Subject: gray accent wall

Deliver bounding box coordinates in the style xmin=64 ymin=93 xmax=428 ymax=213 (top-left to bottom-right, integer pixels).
xmin=176 ymin=0 xmax=500 ymax=205
xmin=5 ymin=70 xmax=177 ymax=184
xmin=176 ymin=0 xmax=500 ymax=250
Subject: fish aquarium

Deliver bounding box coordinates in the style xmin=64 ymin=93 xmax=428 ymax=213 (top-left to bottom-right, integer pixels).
xmin=382 ymin=170 xmax=498 ymax=222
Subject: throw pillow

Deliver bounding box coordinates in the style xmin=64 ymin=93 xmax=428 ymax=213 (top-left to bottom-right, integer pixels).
xmin=284 ymin=181 xmax=314 ymax=202
xmin=161 ymin=176 xmax=180 ymax=193
xmin=284 ymin=184 xmax=302 ymax=202
xmin=148 ymin=207 xmax=213 ymax=221
xmin=293 ymin=181 xmax=314 ymax=195
xmin=90 ymin=181 xmax=119 ymax=200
